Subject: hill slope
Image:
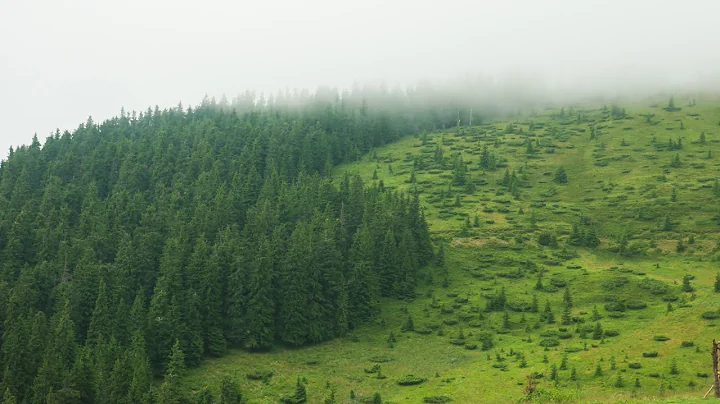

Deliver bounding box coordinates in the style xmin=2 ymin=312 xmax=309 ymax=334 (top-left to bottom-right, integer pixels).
xmin=184 ymin=95 xmax=720 ymax=403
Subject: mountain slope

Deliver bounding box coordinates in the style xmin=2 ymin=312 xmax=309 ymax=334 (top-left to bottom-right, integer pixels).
xmin=183 ymin=95 xmax=720 ymax=403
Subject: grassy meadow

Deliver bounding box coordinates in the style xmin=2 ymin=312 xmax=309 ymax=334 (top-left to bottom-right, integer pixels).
xmin=183 ymin=95 xmax=720 ymax=403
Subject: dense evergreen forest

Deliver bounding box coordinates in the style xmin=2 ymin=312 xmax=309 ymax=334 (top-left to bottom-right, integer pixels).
xmin=0 ymin=87 xmax=498 ymax=402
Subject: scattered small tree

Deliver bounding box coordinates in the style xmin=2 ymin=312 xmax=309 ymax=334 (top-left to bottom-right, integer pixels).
xmin=594 ymin=363 xmax=603 ymax=377
xmin=554 ymin=167 xmax=568 ymax=184
xmin=682 ymin=274 xmax=694 ymax=292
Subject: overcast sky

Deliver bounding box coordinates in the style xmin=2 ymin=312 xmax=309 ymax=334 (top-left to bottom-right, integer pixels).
xmin=2 ymin=0 xmax=720 ymax=157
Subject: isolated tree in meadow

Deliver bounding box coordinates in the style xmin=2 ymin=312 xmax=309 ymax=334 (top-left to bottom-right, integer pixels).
xmin=670 ymin=153 xmax=681 ymax=168
xmin=554 ymin=167 xmax=568 ymax=184
xmin=682 ymin=274 xmax=693 ymax=292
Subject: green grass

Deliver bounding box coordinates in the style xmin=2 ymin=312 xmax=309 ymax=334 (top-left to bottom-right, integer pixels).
xmin=184 ymin=95 xmax=720 ymax=403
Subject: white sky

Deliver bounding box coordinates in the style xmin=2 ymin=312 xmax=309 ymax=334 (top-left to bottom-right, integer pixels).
xmin=2 ymin=0 xmax=720 ymax=156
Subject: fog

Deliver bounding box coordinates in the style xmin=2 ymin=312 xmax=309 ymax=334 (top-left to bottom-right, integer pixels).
xmin=2 ymin=0 xmax=720 ymax=157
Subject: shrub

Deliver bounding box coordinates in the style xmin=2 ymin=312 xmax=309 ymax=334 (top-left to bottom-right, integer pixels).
xmin=368 ymin=355 xmax=393 ymax=363
xmin=701 ymin=311 xmax=720 ymax=319
xmin=549 ymin=278 xmax=567 ymax=288
xmin=607 ymin=311 xmax=625 ymax=318
xmin=628 ymin=363 xmax=642 ymax=369
xmin=464 ymin=343 xmax=478 ymax=350
xmin=653 ymin=336 xmax=670 ymax=342
xmin=246 ymin=370 xmax=274 ymax=380
xmin=604 ymin=330 xmax=620 ymax=337
xmin=648 ymin=373 xmax=660 ymax=378
xmin=681 ymin=341 xmax=694 ymax=347
xmin=642 ymin=352 xmax=659 ymax=358
xmin=397 ymin=375 xmax=427 ymax=386
xmin=364 ymin=364 xmax=380 ymax=374
xmin=558 ymin=332 xmax=573 ymax=339
xmin=423 ymin=397 xmax=452 ymax=403
xmin=538 ymin=231 xmax=557 ymax=246
xmin=604 ymin=302 xmax=626 ymax=312
xmin=539 ymin=338 xmax=560 ymax=347
xmin=626 ymin=301 xmax=647 ymax=310
xmin=697 ymin=372 xmax=709 ymax=378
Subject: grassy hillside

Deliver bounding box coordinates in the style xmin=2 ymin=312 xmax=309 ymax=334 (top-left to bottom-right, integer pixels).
xmin=184 ymin=95 xmax=720 ymax=403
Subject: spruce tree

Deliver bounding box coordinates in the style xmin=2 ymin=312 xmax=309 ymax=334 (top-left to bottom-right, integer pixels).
xmin=158 ymin=340 xmax=186 ymax=404
xmin=244 ymin=237 xmax=276 ymax=350
xmin=219 ymin=375 xmax=243 ymax=404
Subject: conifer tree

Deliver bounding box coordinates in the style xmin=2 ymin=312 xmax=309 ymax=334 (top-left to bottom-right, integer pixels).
xmin=158 ymin=340 xmax=186 ymax=404
xmin=219 ymin=375 xmax=243 ymax=404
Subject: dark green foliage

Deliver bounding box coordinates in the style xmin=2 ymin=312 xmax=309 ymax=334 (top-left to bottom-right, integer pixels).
xmin=397 ymin=375 xmax=427 ymax=386
xmin=423 ymin=396 xmax=452 ymax=403
xmin=219 ymin=376 xmax=243 ymax=404
xmin=594 ymin=364 xmax=603 ymax=377
xmin=669 ymin=358 xmax=679 ymax=375
xmin=158 ymin=340 xmax=186 ymax=404
xmin=0 ymin=97 xmax=435 ymax=402
xmin=401 ymin=315 xmax=415 ymax=332
xmin=613 ymin=374 xmax=624 ymax=388
xmin=567 ymin=219 xmax=600 ymax=248
xmin=682 ymin=274 xmax=694 ymax=292
xmin=280 ymin=377 xmax=307 ymax=404
xmin=554 ymin=167 xmax=567 ymax=184
xmin=537 ymin=231 xmax=557 ymax=246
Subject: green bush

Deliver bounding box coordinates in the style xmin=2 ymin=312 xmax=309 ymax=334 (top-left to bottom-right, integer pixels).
xmin=423 ymin=396 xmax=452 ymax=403
xmin=701 ymin=311 xmax=720 ymax=319
xmin=539 ymin=338 xmax=560 ymax=347
xmin=604 ymin=330 xmax=620 ymax=337
xmin=642 ymin=352 xmax=659 ymax=358
xmin=681 ymin=341 xmax=694 ymax=347
xmin=604 ymin=302 xmax=626 ymax=312
xmin=626 ymin=301 xmax=647 ymax=310
xmin=653 ymin=336 xmax=670 ymax=342
xmin=397 ymin=375 xmax=427 ymax=386
xmin=628 ymin=363 xmax=641 ymax=369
